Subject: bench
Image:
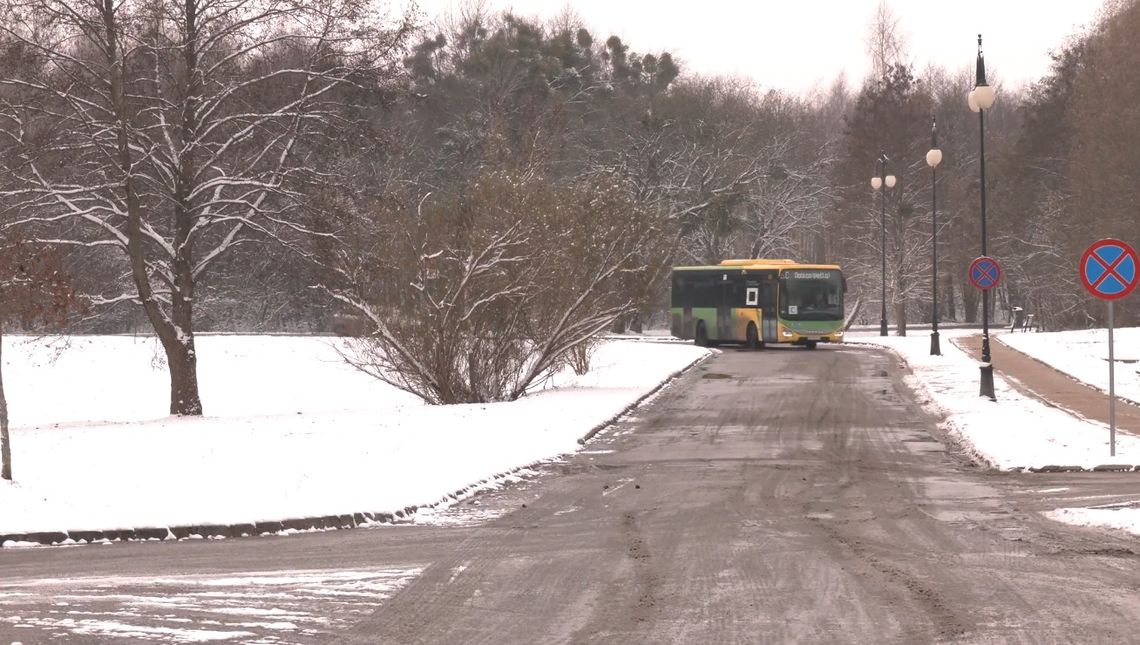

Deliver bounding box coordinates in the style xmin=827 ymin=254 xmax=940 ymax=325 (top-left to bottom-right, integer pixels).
xmin=1009 ymin=308 xmax=1040 ymax=332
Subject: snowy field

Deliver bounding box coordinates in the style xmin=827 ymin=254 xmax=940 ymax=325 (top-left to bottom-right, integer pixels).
xmin=0 ymin=335 xmax=706 ymax=540
xmin=1001 ymin=327 xmax=1140 ymax=405
xmin=3 ymin=326 xmax=1140 ymax=545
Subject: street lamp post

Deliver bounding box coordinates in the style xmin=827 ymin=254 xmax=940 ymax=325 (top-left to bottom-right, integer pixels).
xmin=926 ymin=118 xmax=942 ymax=356
xmin=969 ymin=34 xmax=997 ymax=400
xmin=871 ymin=153 xmax=896 ymax=337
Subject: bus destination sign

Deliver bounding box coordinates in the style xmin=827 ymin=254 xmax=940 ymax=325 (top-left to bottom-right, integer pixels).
xmin=786 ymin=270 xmax=833 ymax=280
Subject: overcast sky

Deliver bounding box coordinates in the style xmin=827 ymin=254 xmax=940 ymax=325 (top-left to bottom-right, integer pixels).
xmin=406 ymin=0 xmax=1108 ymax=95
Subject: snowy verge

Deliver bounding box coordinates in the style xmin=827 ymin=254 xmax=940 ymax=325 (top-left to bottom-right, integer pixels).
xmin=846 ymin=330 xmax=1140 ymax=472
xmin=1000 ymin=327 xmax=1140 ymax=407
xmin=0 ymin=336 xmax=708 ymax=545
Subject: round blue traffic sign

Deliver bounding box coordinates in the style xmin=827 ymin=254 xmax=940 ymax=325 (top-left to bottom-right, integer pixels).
xmin=968 ymin=256 xmax=1001 ymax=291
xmin=1081 ymin=238 xmax=1139 ymax=301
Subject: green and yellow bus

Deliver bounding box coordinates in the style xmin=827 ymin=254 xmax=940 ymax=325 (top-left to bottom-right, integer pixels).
xmin=670 ymin=259 xmax=845 ymax=349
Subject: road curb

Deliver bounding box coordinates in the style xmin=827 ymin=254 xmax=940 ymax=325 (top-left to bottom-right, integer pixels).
xmin=577 ymin=349 xmax=713 ymax=445
xmin=0 ymin=465 xmax=547 ymax=548
xmin=1023 ymin=464 xmax=1140 ymax=473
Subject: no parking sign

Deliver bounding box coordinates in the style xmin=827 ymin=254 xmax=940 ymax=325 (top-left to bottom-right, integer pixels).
xmin=1080 ymin=238 xmax=1140 ymax=458
xmin=1080 ymin=239 xmax=1139 ymax=300
xmin=967 ymin=256 xmax=1001 ymax=291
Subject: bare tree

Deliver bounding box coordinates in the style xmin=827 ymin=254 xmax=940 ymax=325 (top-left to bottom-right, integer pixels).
xmin=865 ymin=1 xmax=909 ymax=81
xmin=592 ymin=78 xmax=779 ymax=264
xmin=323 ymin=172 xmax=654 ymax=404
xmin=738 ymin=136 xmax=836 ymax=260
xmin=0 ymin=0 xmax=412 ymax=414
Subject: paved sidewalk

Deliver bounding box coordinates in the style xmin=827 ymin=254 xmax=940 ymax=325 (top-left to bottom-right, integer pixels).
xmin=952 ymin=333 xmax=1139 ymax=435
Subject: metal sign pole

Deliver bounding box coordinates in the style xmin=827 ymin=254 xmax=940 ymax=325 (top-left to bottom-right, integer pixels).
xmin=1109 ymin=299 xmax=1116 ymax=457
xmin=1080 ymin=239 xmax=1139 ymax=457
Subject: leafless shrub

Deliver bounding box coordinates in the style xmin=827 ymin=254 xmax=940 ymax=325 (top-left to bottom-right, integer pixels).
xmin=563 ymin=339 xmax=599 ymax=376
xmin=323 ymin=171 xmax=654 ymax=404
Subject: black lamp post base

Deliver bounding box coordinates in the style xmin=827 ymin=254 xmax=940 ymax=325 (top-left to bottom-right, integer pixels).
xmin=930 ymin=331 xmax=941 ymax=356
xmin=979 ymin=363 xmax=996 ymax=400
xmin=880 ymin=319 xmax=888 ymax=336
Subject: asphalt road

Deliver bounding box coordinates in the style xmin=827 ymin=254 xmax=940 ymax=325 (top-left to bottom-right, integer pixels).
xmin=6 ymin=344 xmax=1140 ymax=644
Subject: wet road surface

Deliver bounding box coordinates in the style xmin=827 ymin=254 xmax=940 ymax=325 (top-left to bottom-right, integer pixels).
xmin=5 ymin=344 xmax=1140 ymax=644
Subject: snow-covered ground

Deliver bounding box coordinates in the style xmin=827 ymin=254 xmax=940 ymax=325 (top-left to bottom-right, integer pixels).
xmin=1001 ymin=327 xmax=1140 ymax=405
xmin=847 ymin=328 xmax=1139 ymax=471
xmin=0 ymin=335 xmax=706 ymax=541
xmin=3 ymin=326 xmax=1140 ymax=546
xmin=849 ymin=327 xmax=1140 ymax=539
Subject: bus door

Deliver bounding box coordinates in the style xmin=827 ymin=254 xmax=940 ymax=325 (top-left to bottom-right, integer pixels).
xmin=760 ymin=280 xmax=778 ymax=342
xmin=716 ymin=277 xmax=733 ymax=341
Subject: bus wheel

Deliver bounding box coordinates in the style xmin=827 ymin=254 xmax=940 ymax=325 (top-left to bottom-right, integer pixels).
xmin=694 ymin=322 xmax=709 ymax=347
xmin=805 ymin=341 xmax=818 ymax=350
xmin=746 ymin=323 xmax=760 ymax=350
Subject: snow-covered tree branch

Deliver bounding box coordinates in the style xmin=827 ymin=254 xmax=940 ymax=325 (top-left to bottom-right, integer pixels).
xmin=0 ymin=0 xmax=413 ymax=414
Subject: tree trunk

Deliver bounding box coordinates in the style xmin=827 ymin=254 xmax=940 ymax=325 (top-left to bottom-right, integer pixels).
xmin=629 ymin=311 xmax=643 ymax=334
xmin=843 ymin=297 xmax=863 ymax=331
xmin=962 ymin=279 xmax=979 ymax=323
xmin=162 ymin=2 xmax=202 ymax=417
xmin=610 ymin=314 xmax=627 ymax=334
xmin=156 ymin=220 xmax=201 ymax=415
xmin=894 ymin=301 xmax=908 ymax=336
xmin=943 ymin=277 xmax=956 ymax=322
xmin=1 ymin=328 xmax=10 ymax=481
xmin=161 ymin=330 xmax=202 ymax=416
